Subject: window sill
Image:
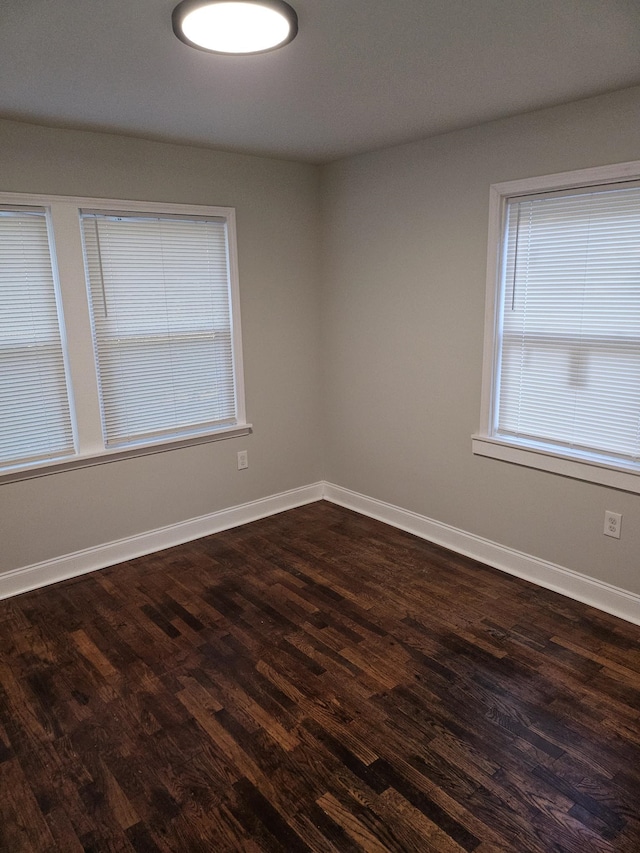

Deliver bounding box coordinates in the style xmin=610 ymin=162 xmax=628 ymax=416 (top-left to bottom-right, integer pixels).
xmin=472 ymin=434 xmax=640 ymax=495
xmin=0 ymin=424 xmax=253 ymax=485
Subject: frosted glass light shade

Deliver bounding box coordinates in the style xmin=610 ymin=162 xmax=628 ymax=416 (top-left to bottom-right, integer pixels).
xmin=173 ymin=0 xmax=298 ymax=55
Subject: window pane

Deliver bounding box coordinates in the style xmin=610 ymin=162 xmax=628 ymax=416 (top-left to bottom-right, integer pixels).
xmin=496 ymin=185 xmax=640 ymax=464
xmin=81 ymin=213 xmax=238 ymax=447
xmin=0 ymin=209 xmax=74 ymax=468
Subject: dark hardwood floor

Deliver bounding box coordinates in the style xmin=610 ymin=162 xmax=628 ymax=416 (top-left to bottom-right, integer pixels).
xmin=1 ymin=501 xmax=639 ymax=852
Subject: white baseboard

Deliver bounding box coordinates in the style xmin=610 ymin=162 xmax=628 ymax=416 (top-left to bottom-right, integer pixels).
xmin=0 ymin=482 xmax=324 ymax=602
xmin=323 ymin=482 xmax=640 ymax=627
xmin=3 ymin=478 xmax=639 ymax=627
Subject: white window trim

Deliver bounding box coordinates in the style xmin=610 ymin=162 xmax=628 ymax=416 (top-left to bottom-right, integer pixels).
xmin=0 ymin=426 xmax=252 ymax=485
xmin=473 ymin=159 xmax=640 ymax=495
xmin=0 ymin=192 xmax=251 ymax=484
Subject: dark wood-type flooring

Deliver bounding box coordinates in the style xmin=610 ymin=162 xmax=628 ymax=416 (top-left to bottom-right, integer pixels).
xmin=1 ymin=501 xmax=639 ymax=852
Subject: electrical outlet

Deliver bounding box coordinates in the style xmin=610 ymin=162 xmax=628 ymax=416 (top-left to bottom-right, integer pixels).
xmin=604 ymin=511 xmax=622 ymax=539
xmin=237 ymin=450 xmax=248 ymax=470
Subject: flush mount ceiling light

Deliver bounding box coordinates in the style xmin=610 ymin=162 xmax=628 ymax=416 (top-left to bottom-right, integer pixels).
xmin=172 ymin=0 xmax=298 ymax=55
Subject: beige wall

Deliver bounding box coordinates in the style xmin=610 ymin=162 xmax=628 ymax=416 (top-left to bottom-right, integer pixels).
xmin=321 ymin=86 xmax=640 ymax=596
xmin=0 ymin=119 xmax=323 ymax=571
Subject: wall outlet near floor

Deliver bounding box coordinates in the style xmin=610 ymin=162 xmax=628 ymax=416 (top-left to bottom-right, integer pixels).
xmin=237 ymin=450 xmax=249 ymax=470
xmin=604 ymin=510 xmax=622 ymax=539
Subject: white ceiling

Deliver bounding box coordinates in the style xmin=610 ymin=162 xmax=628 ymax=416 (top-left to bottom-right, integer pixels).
xmin=2 ymin=0 xmax=640 ymax=163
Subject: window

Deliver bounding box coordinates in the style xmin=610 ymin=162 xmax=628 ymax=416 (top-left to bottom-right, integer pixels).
xmin=0 ymin=193 xmax=248 ymax=481
xmin=0 ymin=207 xmax=74 ymax=468
xmin=81 ymin=212 xmax=237 ymax=447
xmin=474 ymin=161 xmax=640 ymax=494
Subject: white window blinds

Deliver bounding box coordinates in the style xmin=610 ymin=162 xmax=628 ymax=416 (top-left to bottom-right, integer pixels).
xmin=0 ymin=208 xmax=74 ymax=468
xmin=496 ymin=184 xmax=640 ymax=465
xmin=81 ymin=212 xmax=238 ymax=448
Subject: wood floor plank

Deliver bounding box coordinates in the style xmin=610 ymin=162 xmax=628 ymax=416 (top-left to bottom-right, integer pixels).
xmin=0 ymin=757 xmax=57 ymax=851
xmin=0 ymin=501 xmax=639 ymax=851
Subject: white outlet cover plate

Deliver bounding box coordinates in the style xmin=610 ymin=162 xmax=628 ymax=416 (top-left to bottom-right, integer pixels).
xmin=604 ymin=511 xmax=622 ymax=539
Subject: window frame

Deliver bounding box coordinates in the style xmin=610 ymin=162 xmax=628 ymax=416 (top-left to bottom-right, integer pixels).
xmin=473 ymin=159 xmax=640 ymax=495
xmin=0 ymin=192 xmax=250 ymax=484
